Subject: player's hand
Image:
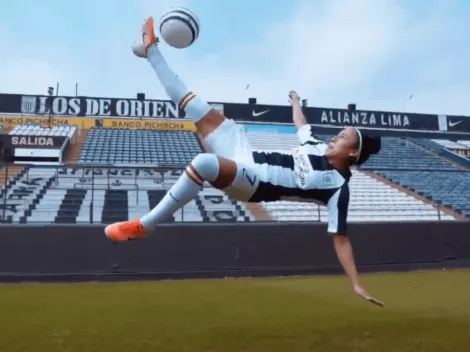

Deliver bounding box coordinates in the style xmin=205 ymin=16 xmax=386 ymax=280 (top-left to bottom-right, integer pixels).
xmin=354 ymin=284 xmax=384 ymax=307
xmin=288 ymin=90 xmax=301 ymax=104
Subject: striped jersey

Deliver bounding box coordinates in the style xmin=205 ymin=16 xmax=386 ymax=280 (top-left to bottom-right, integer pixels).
xmin=249 ymin=124 xmax=351 ymax=234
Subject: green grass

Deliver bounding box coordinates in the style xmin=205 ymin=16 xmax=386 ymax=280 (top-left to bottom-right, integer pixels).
xmin=0 ymin=270 xmax=469 ymax=352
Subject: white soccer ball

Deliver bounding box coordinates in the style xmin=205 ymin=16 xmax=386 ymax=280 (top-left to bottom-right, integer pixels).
xmin=159 ymin=8 xmax=200 ymax=49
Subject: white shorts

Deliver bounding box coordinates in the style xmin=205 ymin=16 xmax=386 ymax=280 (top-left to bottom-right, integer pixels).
xmin=204 ymin=119 xmax=298 ymax=202
xmin=204 ymin=119 xmax=255 ymax=164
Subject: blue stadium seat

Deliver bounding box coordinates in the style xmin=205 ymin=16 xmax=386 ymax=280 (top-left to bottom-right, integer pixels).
xmin=360 ymin=137 xmax=457 ymax=170
xmin=78 ymin=128 xmax=202 ymax=166
xmin=378 ymin=170 xmax=470 ymax=215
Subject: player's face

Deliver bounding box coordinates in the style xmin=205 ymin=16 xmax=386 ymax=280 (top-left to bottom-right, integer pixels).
xmin=326 ymin=127 xmax=360 ymax=164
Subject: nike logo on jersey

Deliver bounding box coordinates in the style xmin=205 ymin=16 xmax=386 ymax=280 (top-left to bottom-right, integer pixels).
xmin=252 ymin=110 xmax=270 ymax=117
xmin=449 ymin=120 xmax=463 ymax=127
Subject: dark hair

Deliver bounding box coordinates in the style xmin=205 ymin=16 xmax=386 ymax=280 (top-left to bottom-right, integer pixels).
xmin=355 ymin=130 xmax=381 ymax=166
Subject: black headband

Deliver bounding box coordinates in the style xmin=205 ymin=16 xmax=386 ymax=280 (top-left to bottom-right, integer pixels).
xmin=354 ymin=129 xmax=381 ymax=164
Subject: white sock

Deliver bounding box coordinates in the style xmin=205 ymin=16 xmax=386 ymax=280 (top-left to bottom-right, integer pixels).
xmin=140 ymin=154 xmax=220 ymax=229
xmin=147 ymin=44 xmax=211 ymax=123
xmin=140 ymin=171 xmax=201 ymax=229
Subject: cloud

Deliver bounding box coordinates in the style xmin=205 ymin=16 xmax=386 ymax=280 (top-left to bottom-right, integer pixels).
xmin=0 ymin=59 xmax=64 ymax=94
xmin=0 ymin=0 xmax=189 ymax=98
xmin=172 ymin=0 xmax=470 ymax=115
xmin=165 ymin=0 xmax=406 ymax=107
xmin=0 ymin=18 xmax=85 ymax=96
xmin=0 ymin=33 xmax=60 ymax=95
xmin=1 ymin=0 xmax=470 ymax=116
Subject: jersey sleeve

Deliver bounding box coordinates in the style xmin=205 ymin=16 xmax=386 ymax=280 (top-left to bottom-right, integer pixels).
xmin=297 ymin=124 xmax=327 ymax=146
xmin=327 ymin=183 xmax=350 ymax=235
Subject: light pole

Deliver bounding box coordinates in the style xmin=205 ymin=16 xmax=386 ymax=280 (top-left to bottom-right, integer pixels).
xmin=243 ymin=84 xmax=250 ymax=103
xmin=403 ymin=94 xmax=414 ymax=113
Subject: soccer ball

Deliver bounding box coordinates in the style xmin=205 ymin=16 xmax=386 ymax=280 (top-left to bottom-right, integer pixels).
xmin=159 ymin=8 xmax=200 ymax=49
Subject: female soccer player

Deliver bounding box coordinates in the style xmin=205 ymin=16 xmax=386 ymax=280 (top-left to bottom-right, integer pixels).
xmin=105 ymin=17 xmax=383 ymax=306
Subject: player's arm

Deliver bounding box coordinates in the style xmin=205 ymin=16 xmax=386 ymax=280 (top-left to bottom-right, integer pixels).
xmin=327 ymin=185 xmax=384 ymax=307
xmin=289 ymin=90 xmax=308 ymax=129
xmin=289 ymin=90 xmax=327 ymax=149
xmin=332 ymin=234 xmax=359 ymax=284
xmin=326 ymin=185 xmax=358 ymax=285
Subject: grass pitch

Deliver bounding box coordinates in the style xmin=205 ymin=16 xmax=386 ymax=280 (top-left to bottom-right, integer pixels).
xmin=0 ymin=270 xmax=469 ymax=352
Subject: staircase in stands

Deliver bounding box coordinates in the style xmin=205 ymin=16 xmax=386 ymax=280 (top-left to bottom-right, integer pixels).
xmin=408 ymin=139 xmax=469 ymax=172
xmin=0 ymin=166 xmax=25 ymax=190
xmin=65 ymin=128 xmax=89 ymax=162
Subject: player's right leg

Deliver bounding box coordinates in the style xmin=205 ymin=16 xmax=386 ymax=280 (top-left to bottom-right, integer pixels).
xmin=132 ymin=17 xmax=253 ymax=163
xmin=105 ymin=153 xmax=260 ymax=242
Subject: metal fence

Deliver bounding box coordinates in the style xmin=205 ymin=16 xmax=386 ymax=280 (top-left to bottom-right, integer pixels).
xmin=0 ymin=163 xmax=464 ymax=224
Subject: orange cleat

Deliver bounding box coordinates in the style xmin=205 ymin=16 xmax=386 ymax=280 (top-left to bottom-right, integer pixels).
xmin=104 ymin=218 xmax=148 ymax=242
xmin=132 ymin=17 xmax=159 ymax=58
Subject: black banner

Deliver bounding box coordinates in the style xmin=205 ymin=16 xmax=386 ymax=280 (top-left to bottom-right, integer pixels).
xmin=0 ymin=93 xmax=469 ymax=133
xmin=224 ymin=103 xmax=290 ymax=122
xmin=444 ymin=115 xmax=470 ymax=133
xmin=18 ymin=95 xmax=184 ymax=119
xmin=309 ymin=108 xmax=439 ymax=130
xmin=0 ymin=135 xmax=67 ymax=149
xmin=0 ymin=94 xmax=22 ymax=114
xmin=223 ymin=103 xmax=440 ymax=131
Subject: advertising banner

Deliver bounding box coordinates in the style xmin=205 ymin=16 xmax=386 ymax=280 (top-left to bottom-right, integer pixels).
xmin=223 ymin=103 xmax=441 ymax=131
xmin=0 ymin=135 xmax=67 ymax=149
xmin=102 ymin=118 xmax=195 ymax=131
xmin=0 ymin=115 xmax=95 ymax=128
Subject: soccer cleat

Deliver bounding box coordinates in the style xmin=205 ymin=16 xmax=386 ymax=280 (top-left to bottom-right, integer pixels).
xmin=132 ymin=17 xmax=159 ymax=58
xmin=104 ymin=218 xmax=148 ymax=242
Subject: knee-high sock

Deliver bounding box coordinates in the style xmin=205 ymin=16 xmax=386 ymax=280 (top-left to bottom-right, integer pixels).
xmin=140 ymin=154 xmax=219 ymax=229
xmin=147 ymin=44 xmax=211 ymax=123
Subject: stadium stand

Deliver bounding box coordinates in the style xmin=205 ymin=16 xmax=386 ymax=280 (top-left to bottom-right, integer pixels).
xmin=0 ymin=166 xmax=56 ymax=223
xmin=262 ymin=169 xmax=454 ymax=222
xmin=245 ymin=131 xmax=457 ymax=222
xmin=0 ymin=124 xmax=467 ymax=224
xmin=377 ymin=170 xmax=470 ymax=217
xmin=246 ymin=130 xmax=300 ymax=152
xmin=9 ymin=124 xmax=76 ymax=138
xmin=408 ymin=138 xmax=470 ymax=159
xmin=432 ymin=139 xmax=470 ymax=151
xmin=336 ymin=135 xmax=467 ymax=218
xmin=459 ymin=140 xmax=470 ymax=148
xmin=364 ymin=138 xmax=456 ymax=170
xmin=16 ymin=167 xmax=255 ymax=224
xmin=78 ymin=128 xmax=201 ymax=165
xmin=64 ymin=129 xmax=89 ymax=162
xmin=431 ymin=139 xmax=470 ymax=161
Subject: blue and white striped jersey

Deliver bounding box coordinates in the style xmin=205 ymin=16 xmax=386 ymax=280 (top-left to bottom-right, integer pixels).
xmin=249 ymin=124 xmax=350 ymax=234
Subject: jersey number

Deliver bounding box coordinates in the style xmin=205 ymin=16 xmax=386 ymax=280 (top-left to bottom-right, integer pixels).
xmin=242 ymin=168 xmax=257 ymax=187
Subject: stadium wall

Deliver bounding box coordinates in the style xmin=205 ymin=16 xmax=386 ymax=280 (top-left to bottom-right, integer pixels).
xmin=0 ymin=221 xmax=469 ymax=282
